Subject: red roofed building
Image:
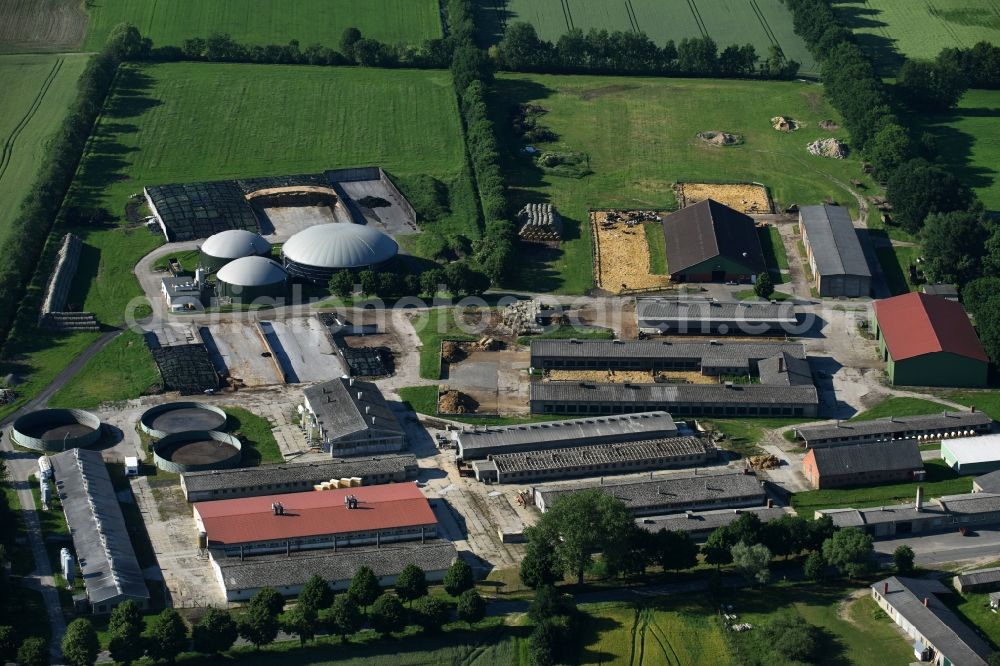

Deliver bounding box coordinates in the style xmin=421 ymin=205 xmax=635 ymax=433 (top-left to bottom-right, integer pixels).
xmin=194 ymin=482 xmax=438 ymax=556
xmin=872 ymin=293 xmax=988 ymax=387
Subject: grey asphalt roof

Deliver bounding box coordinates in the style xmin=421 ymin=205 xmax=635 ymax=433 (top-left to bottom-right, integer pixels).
xmin=974 ymin=469 xmax=1000 ymax=493
xmin=490 ymin=436 xmax=713 ymax=473
xmin=662 ymin=199 xmax=765 ymax=274
xmin=212 ymin=541 xmax=457 ymax=591
xmin=796 ymin=411 xmax=992 ymax=443
xmin=51 ymin=449 xmax=149 ymax=605
xmin=937 ymin=492 xmax=1000 ymax=515
xmin=758 ymin=352 xmax=813 ymax=386
xmin=923 ymin=284 xmax=959 ymax=298
xmin=534 ymin=472 xmax=765 ymax=512
xmin=303 ymin=377 xmax=403 ymax=441
xmin=638 ymin=506 xmax=789 ymax=535
xmin=182 ymin=454 xmax=418 ymax=494
xmin=817 ymin=492 xmax=999 ymax=526
xmin=955 ymin=567 xmax=1000 ymax=588
xmin=873 ymin=576 xmax=991 ymax=666
xmin=636 ymin=299 xmax=798 ymax=326
xmin=799 ymin=205 xmax=871 ymax=278
xmin=531 ymin=339 xmax=805 ymax=362
xmin=809 ymin=440 xmax=923 ymax=477
xmin=530 ymin=381 xmax=819 ymax=406
xmin=457 ymin=411 xmax=677 ymax=457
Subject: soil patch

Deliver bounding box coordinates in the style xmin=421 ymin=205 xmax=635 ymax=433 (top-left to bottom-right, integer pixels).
xmin=807 ymin=137 xmax=848 ymax=159
xmin=677 ymin=182 xmax=771 ymax=214
xmin=697 ymin=131 xmax=742 ymax=146
xmin=771 ymin=116 xmax=798 ymax=132
xmin=438 ymin=389 xmax=477 ymax=414
xmin=819 ymin=119 xmax=840 ymax=130
xmin=591 ymin=210 xmax=671 ymax=294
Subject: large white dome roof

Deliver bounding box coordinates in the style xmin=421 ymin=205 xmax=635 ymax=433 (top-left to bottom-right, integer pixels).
xmin=216 ymin=256 xmax=287 ymax=286
xmin=201 ymin=229 xmax=271 ymax=259
xmin=282 ymin=224 xmax=398 ymax=269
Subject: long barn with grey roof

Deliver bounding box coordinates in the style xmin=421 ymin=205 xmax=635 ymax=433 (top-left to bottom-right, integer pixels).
xmin=456 ymin=411 xmax=677 ymax=460
xmin=636 ymin=298 xmax=799 ymax=335
xmin=472 ymin=436 xmax=716 ymax=484
xmin=532 ymin=471 xmax=766 ymax=515
xmin=530 ymin=339 xmax=806 ymax=372
xmin=954 ymin=567 xmax=1000 ymax=593
xmin=794 ymin=410 xmax=992 ymax=448
xmin=529 ymin=381 xmax=818 ymax=418
xmin=818 ymin=490 xmax=1000 ymax=538
xmin=302 ymin=377 xmax=405 ymax=456
xmin=872 ymin=576 xmax=991 ymax=666
xmin=211 ymin=541 xmax=457 ymax=602
xmin=180 ymin=454 xmax=418 ymax=502
xmin=799 ymin=205 xmax=871 ymax=297
xmin=51 ymin=449 xmax=149 ymax=614
xmin=638 ymin=506 xmax=788 ymax=542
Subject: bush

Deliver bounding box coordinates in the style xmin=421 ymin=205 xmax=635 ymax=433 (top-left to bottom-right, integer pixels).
xmin=456 ymin=589 xmax=486 ymax=625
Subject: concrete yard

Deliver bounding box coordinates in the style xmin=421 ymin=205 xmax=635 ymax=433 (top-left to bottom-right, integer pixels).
xmin=265 ymin=317 xmax=344 ymax=383
xmin=339 ymin=179 xmax=418 ymax=236
xmin=258 ymin=204 xmax=351 ymax=239
xmin=203 ymin=321 xmax=282 ymax=386
xmin=444 ymin=348 xmax=531 ymax=415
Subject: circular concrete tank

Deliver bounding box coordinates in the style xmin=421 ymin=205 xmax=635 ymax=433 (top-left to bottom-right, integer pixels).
xmin=11 ymin=409 xmax=102 ymax=452
xmin=152 ymin=430 xmax=242 ymax=473
xmin=139 ymin=402 xmax=228 ymax=439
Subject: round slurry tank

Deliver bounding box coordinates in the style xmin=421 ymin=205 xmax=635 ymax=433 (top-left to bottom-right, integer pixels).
xmin=139 ymin=402 xmax=228 ymax=440
xmin=215 ymin=256 xmax=288 ymax=300
xmin=152 ymin=430 xmax=242 ymax=473
xmin=11 ymin=409 xmax=102 ymax=452
xmin=199 ymin=229 xmax=272 ymax=272
xmin=282 ymin=223 xmax=398 ymax=282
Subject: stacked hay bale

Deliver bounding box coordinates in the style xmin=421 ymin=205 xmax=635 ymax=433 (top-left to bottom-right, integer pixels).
xmin=518 ymin=203 xmax=563 ymax=241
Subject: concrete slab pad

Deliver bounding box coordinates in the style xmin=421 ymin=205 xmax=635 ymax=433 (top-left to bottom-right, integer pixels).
xmin=267 ymin=318 xmax=344 ymax=383
xmin=206 ymin=321 xmax=281 ymax=386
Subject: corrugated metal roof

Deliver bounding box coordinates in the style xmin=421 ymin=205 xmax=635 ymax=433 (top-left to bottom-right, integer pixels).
xmin=534 ymin=471 xmax=765 ymax=511
xmin=51 ymin=449 xmax=149 ymax=605
xmin=457 ymin=411 xmax=677 ymax=457
xmin=955 ymin=567 xmax=1000 ymax=587
xmin=530 ymin=381 xmax=819 ymax=406
xmin=797 ymin=411 xmax=991 ymax=443
xmin=873 ymin=293 xmax=987 ymax=363
xmin=662 ymin=199 xmax=765 ymax=274
xmin=974 ymin=469 xmax=1000 ymax=493
xmin=531 ymin=339 xmax=806 ymax=361
xmin=758 ymin=352 xmax=813 ymax=386
xmin=638 ymin=506 xmax=789 ymax=535
xmin=182 ymin=455 xmax=417 ymax=494
xmin=636 ymin=298 xmax=797 ymax=326
xmin=799 ymin=205 xmax=871 ymax=278
xmin=195 ymin=482 xmax=434 ymax=546
xmin=490 ymin=436 xmax=712 ymax=473
xmin=873 ymin=577 xmax=991 ymax=666
xmin=213 ymin=542 xmax=457 ymax=591
xmin=943 ymin=434 xmax=1000 ymax=464
xmin=809 ymin=440 xmax=923 ymax=476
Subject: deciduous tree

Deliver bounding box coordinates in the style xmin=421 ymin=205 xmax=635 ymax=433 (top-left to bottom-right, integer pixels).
xmin=62 ymin=618 xmax=99 ymax=666
xmin=107 ymin=600 xmax=145 ymax=665
xmin=444 ymin=559 xmax=474 ymax=597
xmin=191 ymin=607 xmax=238 ymax=655
xmin=822 ymin=527 xmax=875 ymax=578
xmin=394 ymin=564 xmax=427 ymax=605
xmin=456 ymin=589 xmax=486 ymax=626
xmin=348 ymin=566 xmax=381 ymax=611
xmin=369 ymin=593 xmax=406 ymax=636
xmin=146 ymin=608 xmax=187 ymax=663
xmin=731 ymin=542 xmax=772 ymax=586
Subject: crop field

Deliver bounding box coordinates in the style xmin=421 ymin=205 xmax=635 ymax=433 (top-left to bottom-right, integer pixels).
xmin=83 ymin=0 xmax=441 ymax=51
xmin=0 ymin=53 xmax=88 ymax=245
xmin=835 ymin=0 xmax=1000 ymax=71
xmin=909 ymin=88 xmax=1000 ymax=211
xmin=493 ymin=73 xmax=877 ymax=294
xmin=61 ymin=62 xmax=475 ymax=325
xmin=0 ymin=0 xmax=87 ymax=53
xmin=477 ymin=0 xmax=818 ymax=75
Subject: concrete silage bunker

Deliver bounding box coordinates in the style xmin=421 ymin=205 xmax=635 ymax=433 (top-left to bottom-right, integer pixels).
xmin=139 ymin=402 xmax=228 ymax=440
xmin=152 ymin=430 xmax=242 ymax=473
xmin=11 ymin=409 xmax=102 ymax=451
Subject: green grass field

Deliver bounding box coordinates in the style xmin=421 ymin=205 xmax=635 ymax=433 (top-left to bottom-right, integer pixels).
xmin=48 ymin=329 xmax=160 ymax=409
xmin=949 ymin=590 xmax=1000 ymax=650
xmin=493 ymin=73 xmax=877 ymax=293
xmin=477 ymin=0 xmax=818 ymax=75
xmin=908 ymin=88 xmax=1000 ymax=211
xmin=792 ymin=459 xmax=974 ymax=514
xmin=644 ymin=222 xmax=668 ymax=274
xmin=63 ymin=62 xmax=475 ymax=325
xmin=875 ymin=244 xmax=922 ymax=295
xmin=834 ymin=0 xmax=1000 ymax=72
xmin=83 ymin=0 xmax=441 ymax=51
xmin=850 ymin=395 xmax=953 ymax=421
xmin=580 ymin=601 xmax=731 ymax=665
xmin=224 ymin=406 xmax=283 ymax=465
xmin=0 ymin=53 xmax=88 ymax=243
xmin=948 ymin=390 xmax=1000 ymax=420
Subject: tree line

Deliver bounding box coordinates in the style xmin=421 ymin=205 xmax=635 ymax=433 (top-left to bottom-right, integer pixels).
xmin=494 ymin=23 xmax=800 ymax=80
xmin=0 ymin=25 xmax=147 ymax=352
xmin=21 ymin=558 xmax=484 ymax=666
